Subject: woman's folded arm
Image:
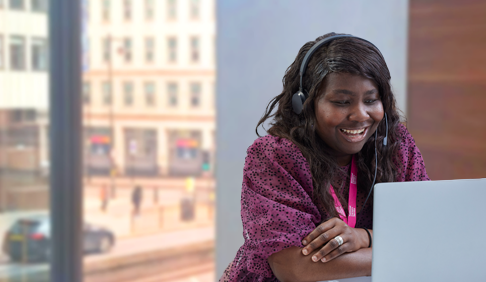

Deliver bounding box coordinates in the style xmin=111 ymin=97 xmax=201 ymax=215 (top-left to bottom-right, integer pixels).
xmin=268 ymin=246 xmax=372 ymax=282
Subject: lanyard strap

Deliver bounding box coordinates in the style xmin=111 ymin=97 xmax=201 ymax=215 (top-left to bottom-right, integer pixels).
xmin=330 ymin=155 xmax=358 ymax=228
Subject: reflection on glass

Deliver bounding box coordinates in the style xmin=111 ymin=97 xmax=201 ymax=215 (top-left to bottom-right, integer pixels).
xmin=82 ymin=0 xmax=216 ymax=281
xmin=0 ymin=1 xmax=50 ymax=281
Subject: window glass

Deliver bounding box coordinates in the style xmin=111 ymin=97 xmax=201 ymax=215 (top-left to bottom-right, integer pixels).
xmin=167 ymin=0 xmax=176 ymax=20
xmin=123 ymin=0 xmax=131 ymax=21
xmin=144 ymin=82 xmax=155 ymax=106
xmin=168 ymin=82 xmax=178 ymax=106
xmin=190 ymin=82 xmax=201 ymax=107
xmin=123 ymin=82 xmax=133 ymax=106
xmin=9 ymin=0 xmax=24 ymax=10
xmin=168 ymin=37 xmax=177 ymax=63
xmin=145 ymin=37 xmax=154 ymax=62
xmin=10 ymin=36 xmax=26 ymax=70
xmin=81 ymin=0 xmax=216 ymax=281
xmin=190 ymin=0 xmax=200 ymax=19
xmin=31 ymin=0 xmax=47 ymax=12
xmin=1 ymin=3 xmax=51 ymax=280
xmin=123 ymin=38 xmax=132 ymax=63
xmin=32 ymin=38 xmax=48 ymax=71
xmin=102 ymin=37 xmax=110 ymax=63
xmin=102 ymin=81 xmax=112 ymax=105
xmin=190 ymin=36 xmax=200 ymax=63
xmin=83 ymin=82 xmax=91 ymax=105
xmin=145 ymin=0 xmax=154 ymax=20
xmin=102 ymin=0 xmax=110 ymax=21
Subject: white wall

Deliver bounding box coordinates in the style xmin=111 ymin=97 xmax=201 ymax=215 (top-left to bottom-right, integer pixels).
xmin=216 ymin=0 xmax=409 ymax=277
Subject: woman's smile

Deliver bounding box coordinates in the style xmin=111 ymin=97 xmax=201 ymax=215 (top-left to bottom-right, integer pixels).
xmin=338 ymin=126 xmax=370 ymax=143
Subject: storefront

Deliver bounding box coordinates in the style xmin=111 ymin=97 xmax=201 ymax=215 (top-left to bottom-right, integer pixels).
xmin=124 ymin=128 xmax=158 ymax=176
xmin=168 ymin=130 xmax=203 ymax=176
xmin=84 ymin=127 xmax=112 ymax=176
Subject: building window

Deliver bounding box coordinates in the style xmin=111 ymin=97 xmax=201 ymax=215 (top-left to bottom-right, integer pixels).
xmin=9 ymin=0 xmax=24 ymax=10
xmin=167 ymin=83 xmax=178 ymax=106
xmin=190 ymin=0 xmax=199 ymax=19
xmin=10 ymin=36 xmax=25 ymax=70
xmin=168 ymin=37 xmax=177 ymax=63
xmin=102 ymin=82 xmax=112 ymax=105
xmin=83 ymin=82 xmax=91 ymax=105
xmin=123 ymin=82 xmax=134 ymax=106
xmin=144 ymin=82 xmax=155 ymax=106
xmin=0 ymin=36 xmax=3 ymax=69
xmin=123 ymin=0 xmax=131 ymax=21
xmin=102 ymin=0 xmax=110 ymax=21
xmin=190 ymin=83 xmax=201 ymax=107
xmin=190 ymin=36 xmax=199 ymax=63
xmin=123 ymin=38 xmax=132 ymax=63
xmin=102 ymin=37 xmax=110 ymax=62
xmin=145 ymin=37 xmax=154 ymax=63
xmin=32 ymin=38 xmax=48 ymax=71
xmin=31 ymin=0 xmax=47 ymax=12
xmin=145 ymin=0 xmax=154 ymax=20
xmin=167 ymin=0 xmax=176 ymax=20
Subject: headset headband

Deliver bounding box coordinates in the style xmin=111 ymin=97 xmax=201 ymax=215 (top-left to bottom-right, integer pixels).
xmin=299 ymin=34 xmax=383 ymax=91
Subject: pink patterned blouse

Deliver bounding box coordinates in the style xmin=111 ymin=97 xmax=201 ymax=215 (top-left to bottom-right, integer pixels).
xmin=220 ymin=124 xmax=430 ymax=282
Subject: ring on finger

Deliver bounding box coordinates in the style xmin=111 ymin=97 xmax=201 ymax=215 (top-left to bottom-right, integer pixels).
xmin=334 ymin=235 xmax=344 ymax=246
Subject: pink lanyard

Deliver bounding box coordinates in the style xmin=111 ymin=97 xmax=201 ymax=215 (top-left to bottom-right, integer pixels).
xmin=330 ymin=155 xmax=358 ymax=228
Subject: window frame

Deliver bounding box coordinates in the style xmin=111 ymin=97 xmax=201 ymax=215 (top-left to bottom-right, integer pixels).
xmin=50 ymin=0 xmax=84 ymax=280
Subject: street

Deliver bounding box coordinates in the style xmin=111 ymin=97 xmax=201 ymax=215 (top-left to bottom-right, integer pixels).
xmin=0 ymin=226 xmax=214 ymax=282
xmin=0 ymin=176 xmax=217 ymax=282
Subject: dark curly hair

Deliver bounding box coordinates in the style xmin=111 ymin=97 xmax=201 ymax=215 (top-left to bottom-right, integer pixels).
xmin=256 ymin=32 xmax=402 ymax=219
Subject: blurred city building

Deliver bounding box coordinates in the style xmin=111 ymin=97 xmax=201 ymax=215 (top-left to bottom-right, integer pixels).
xmin=0 ymin=0 xmax=49 ymax=212
xmin=82 ymin=0 xmax=216 ymax=178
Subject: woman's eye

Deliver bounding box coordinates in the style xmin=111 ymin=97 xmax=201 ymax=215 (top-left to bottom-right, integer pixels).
xmin=333 ymin=100 xmax=349 ymax=105
xmin=365 ymin=99 xmax=378 ymax=104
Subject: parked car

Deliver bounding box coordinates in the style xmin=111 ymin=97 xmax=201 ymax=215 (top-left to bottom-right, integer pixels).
xmin=2 ymin=216 xmax=115 ymax=262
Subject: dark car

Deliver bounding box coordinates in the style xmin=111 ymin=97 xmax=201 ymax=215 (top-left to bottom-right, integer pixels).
xmin=2 ymin=216 xmax=115 ymax=262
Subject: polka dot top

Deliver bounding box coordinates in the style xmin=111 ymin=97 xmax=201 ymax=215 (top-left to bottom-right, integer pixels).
xmin=220 ymin=123 xmax=430 ymax=282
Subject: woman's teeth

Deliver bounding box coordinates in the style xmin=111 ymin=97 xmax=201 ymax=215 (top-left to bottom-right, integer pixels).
xmin=340 ymin=128 xmax=365 ymax=134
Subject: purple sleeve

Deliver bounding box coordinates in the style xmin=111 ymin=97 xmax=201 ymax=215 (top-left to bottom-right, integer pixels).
xmin=221 ymin=136 xmax=321 ymax=281
xmin=394 ymin=124 xmax=431 ymax=181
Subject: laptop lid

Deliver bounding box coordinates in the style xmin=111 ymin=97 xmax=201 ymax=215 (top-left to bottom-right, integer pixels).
xmin=372 ymin=179 xmax=486 ymax=282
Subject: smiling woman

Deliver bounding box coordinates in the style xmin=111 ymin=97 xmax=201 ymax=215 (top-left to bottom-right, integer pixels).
xmin=219 ymin=33 xmax=430 ymax=282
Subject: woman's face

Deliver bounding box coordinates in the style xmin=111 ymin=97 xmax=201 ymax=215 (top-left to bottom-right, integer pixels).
xmin=314 ymin=72 xmax=384 ymax=164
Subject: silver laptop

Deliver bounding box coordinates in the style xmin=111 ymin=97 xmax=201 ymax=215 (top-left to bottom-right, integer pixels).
xmin=372 ymin=178 xmax=486 ymax=282
xmin=321 ymin=178 xmax=486 ymax=282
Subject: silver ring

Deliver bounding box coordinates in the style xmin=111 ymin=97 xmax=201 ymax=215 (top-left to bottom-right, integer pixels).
xmin=334 ymin=235 xmax=344 ymax=246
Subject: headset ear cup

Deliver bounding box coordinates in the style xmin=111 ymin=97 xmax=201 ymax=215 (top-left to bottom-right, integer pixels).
xmin=292 ymin=91 xmax=306 ymax=114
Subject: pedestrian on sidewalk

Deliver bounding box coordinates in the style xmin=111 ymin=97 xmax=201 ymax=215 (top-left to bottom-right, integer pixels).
xmin=131 ymin=185 xmax=143 ymax=217
xmin=100 ymin=184 xmax=109 ymax=212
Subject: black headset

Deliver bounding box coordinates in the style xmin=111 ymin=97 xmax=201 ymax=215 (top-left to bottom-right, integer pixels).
xmin=292 ymin=34 xmax=388 ymax=211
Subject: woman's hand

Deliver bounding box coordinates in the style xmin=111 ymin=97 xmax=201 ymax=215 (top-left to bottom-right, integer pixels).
xmin=301 ymin=217 xmax=370 ymax=263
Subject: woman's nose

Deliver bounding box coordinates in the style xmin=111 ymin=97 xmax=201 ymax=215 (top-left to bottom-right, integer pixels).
xmin=348 ymin=103 xmax=370 ymax=123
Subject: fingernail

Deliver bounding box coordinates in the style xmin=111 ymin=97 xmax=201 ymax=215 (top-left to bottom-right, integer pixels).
xmin=312 ymin=256 xmax=318 ymax=262
xmin=302 ymin=249 xmax=308 ymax=255
xmin=302 ymin=240 xmax=307 ymax=245
xmin=321 ymin=258 xmax=326 ymax=262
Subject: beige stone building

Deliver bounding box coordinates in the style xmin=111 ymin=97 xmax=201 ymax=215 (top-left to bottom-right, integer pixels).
xmin=83 ymin=0 xmax=216 ymax=177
